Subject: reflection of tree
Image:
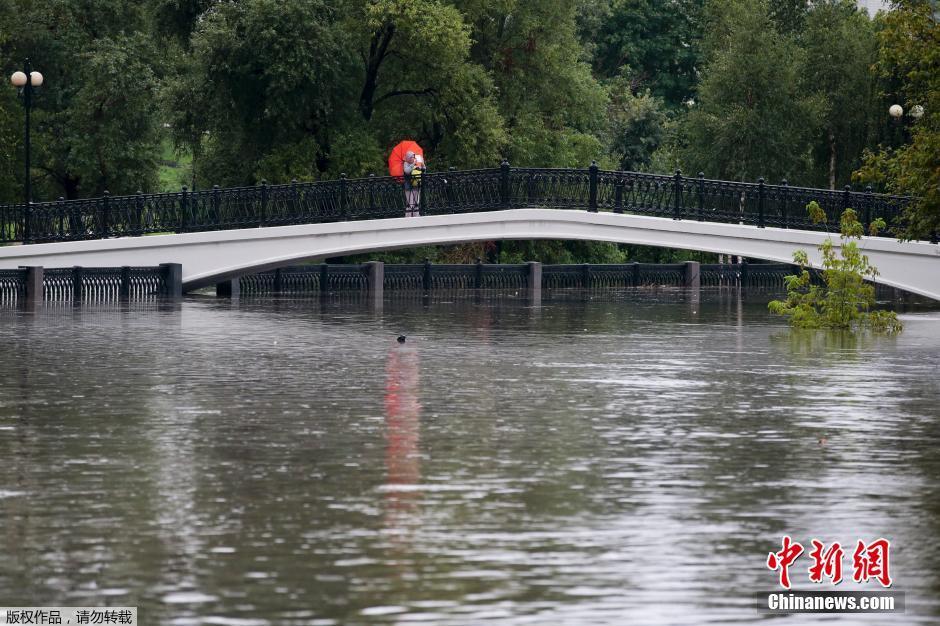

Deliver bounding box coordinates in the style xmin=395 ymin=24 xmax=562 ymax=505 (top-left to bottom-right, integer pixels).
xmin=384 ymin=344 xmax=422 ymax=553
xmin=770 ymin=328 xmax=876 ymax=364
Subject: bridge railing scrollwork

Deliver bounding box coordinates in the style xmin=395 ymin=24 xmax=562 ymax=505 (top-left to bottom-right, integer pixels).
xmin=0 ymin=165 xmax=912 ymax=245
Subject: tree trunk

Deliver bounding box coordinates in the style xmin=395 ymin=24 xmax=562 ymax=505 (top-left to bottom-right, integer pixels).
xmin=64 ymin=176 xmax=80 ymax=200
xmin=359 ymin=23 xmax=396 ymax=122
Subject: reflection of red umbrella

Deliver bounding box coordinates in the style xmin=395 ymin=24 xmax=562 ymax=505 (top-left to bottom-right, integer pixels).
xmin=388 ymin=140 xmax=424 ymax=179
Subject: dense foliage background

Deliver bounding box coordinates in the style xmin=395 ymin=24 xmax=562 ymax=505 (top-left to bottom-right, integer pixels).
xmin=0 ymin=0 xmax=935 ymax=259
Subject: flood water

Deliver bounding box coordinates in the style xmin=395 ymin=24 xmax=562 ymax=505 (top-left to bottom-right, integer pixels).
xmin=1 ymin=290 xmax=939 ymax=625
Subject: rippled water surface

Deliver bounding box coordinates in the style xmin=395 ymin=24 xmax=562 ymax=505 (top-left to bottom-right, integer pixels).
xmin=1 ymin=291 xmax=939 ymax=625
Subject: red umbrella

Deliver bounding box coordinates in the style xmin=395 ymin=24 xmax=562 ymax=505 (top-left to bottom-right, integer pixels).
xmin=388 ymin=140 xmax=424 ymax=179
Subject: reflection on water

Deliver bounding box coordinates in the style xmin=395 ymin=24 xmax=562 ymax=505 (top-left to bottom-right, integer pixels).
xmin=384 ymin=343 xmax=422 ymax=558
xmin=0 ymin=290 xmax=938 ymax=625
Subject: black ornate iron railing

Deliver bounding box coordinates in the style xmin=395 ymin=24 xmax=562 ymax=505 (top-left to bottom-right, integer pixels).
xmin=0 ymin=268 xmax=27 ymax=303
xmin=42 ymin=266 xmax=171 ymax=301
xmin=0 ymin=164 xmax=913 ymax=245
xmin=234 ymin=261 xmax=842 ymax=295
xmin=0 ymin=265 xmax=176 ymax=303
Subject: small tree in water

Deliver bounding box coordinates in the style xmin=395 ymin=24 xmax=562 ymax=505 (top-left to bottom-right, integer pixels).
xmin=769 ymin=202 xmax=902 ymax=333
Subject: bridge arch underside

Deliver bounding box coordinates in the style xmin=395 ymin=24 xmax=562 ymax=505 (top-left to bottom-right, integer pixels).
xmin=0 ymin=210 xmax=937 ymax=299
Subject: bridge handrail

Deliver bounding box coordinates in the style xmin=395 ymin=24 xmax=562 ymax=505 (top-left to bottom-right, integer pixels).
xmin=0 ymin=165 xmax=914 ymax=245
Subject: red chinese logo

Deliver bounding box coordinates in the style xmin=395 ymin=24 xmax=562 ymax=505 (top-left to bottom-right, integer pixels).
xmin=767 ymin=537 xmax=892 ymax=588
xmin=852 ymin=538 xmax=892 ymax=587
xmin=767 ymin=536 xmax=804 ymax=589
xmin=808 ymin=539 xmax=844 ymax=584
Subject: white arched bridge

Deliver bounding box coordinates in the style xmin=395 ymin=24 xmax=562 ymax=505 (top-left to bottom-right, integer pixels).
xmin=0 ymin=165 xmax=935 ymax=299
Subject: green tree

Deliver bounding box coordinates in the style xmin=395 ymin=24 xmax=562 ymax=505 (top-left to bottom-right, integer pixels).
xmin=349 ymin=0 xmax=505 ymax=169
xmin=769 ymin=202 xmax=902 ymax=332
xmin=585 ymin=0 xmax=704 ymax=109
xmin=167 ymin=0 xmax=506 ymax=183
xmin=457 ymin=0 xmax=608 ymax=166
xmin=801 ymin=1 xmax=881 ymax=189
xmin=0 ymin=22 xmax=22 ymax=204
xmin=0 ymin=1 xmax=163 ymax=198
xmin=165 ymin=0 xmax=347 ymax=186
xmin=152 ymin=0 xmax=217 ymax=46
xmin=679 ymin=0 xmax=824 ymax=183
xmin=604 ymin=78 xmax=667 ymax=171
xmin=854 ymin=0 xmax=940 ymax=241
xmin=768 ymin=0 xmax=809 ymax=33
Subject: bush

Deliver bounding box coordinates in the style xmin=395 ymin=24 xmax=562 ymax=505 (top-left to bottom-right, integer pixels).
xmin=768 ymin=202 xmax=902 ymax=333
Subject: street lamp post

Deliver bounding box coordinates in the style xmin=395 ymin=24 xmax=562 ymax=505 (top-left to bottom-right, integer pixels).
xmin=10 ymin=59 xmax=43 ymax=242
xmin=888 ymin=103 xmax=925 ymax=148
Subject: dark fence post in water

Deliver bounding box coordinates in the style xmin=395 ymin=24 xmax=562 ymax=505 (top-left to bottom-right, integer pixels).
xmin=588 ymin=161 xmax=599 ymax=212
xmin=581 ymin=263 xmax=591 ymax=288
xmin=273 ymin=268 xmax=283 ymax=294
xmin=632 ymin=262 xmax=640 ymax=287
xmin=475 ymin=258 xmax=483 ymax=289
xmin=120 ymin=266 xmax=130 ymax=300
xmin=423 ymin=258 xmax=432 ymax=291
xmin=216 ymin=278 xmax=240 ymax=298
xmin=320 ymin=264 xmax=329 ymax=294
xmin=684 ymin=261 xmax=700 ymax=290
xmin=781 ymin=180 xmax=789 ymax=228
xmin=365 ymin=261 xmax=384 ymax=303
xmin=527 ymin=261 xmax=542 ymax=303
xmin=160 ymin=263 xmax=183 ymax=299
xmin=24 ymin=266 xmax=43 ymax=305
xmin=260 ymin=180 xmax=268 ymax=227
xmin=673 ymin=170 xmax=682 ymax=220
xmin=101 ymin=190 xmax=110 ymax=238
xmin=500 ymin=160 xmax=510 ymax=209
xmin=72 ymin=266 xmax=83 ymax=302
xmin=740 ymin=259 xmax=749 ymax=288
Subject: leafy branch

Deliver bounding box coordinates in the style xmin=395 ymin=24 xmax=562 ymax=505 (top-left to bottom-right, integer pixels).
xmin=768 ymin=201 xmax=902 ymax=333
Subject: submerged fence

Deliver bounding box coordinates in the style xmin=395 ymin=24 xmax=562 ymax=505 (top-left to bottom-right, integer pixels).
xmin=0 ymin=261 xmax=906 ymax=305
xmin=0 ymin=163 xmax=912 ymax=244
xmin=0 ymin=264 xmax=181 ymax=304
xmin=235 ymin=261 xmax=817 ymax=295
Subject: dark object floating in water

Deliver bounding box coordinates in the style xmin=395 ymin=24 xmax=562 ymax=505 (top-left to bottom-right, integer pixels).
xmin=397 ymin=335 xmax=406 ymax=344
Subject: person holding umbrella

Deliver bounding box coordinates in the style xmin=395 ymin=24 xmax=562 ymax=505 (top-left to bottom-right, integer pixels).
xmin=388 ymin=140 xmax=425 ymax=217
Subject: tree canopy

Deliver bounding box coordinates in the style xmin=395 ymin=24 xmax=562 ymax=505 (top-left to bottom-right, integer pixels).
xmin=0 ymin=0 xmax=934 ymax=253
xmin=855 ymin=0 xmax=940 ymax=240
